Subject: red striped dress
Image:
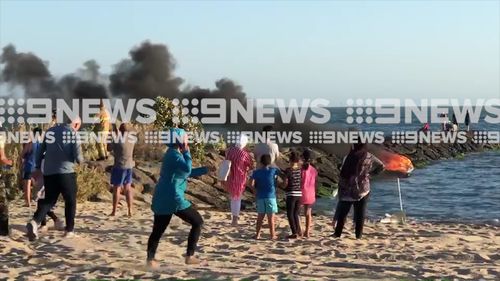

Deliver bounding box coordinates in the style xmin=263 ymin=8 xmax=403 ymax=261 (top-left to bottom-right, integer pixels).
xmin=225 ymin=146 xmax=253 ymax=199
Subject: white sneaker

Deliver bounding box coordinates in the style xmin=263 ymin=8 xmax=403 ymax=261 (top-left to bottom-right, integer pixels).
xmin=64 ymin=231 xmax=76 ymax=238
xmin=26 ymin=220 xmax=38 ymax=241
xmin=54 ymin=219 xmax=65 ymax=231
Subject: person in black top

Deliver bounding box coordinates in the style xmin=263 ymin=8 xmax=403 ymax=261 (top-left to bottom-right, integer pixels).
xmin=284 ymin=151 xmax=302 ymax=238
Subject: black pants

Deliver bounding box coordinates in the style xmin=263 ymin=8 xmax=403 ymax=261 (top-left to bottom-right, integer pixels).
xmin=286 ymin=196 xmax=301 ymax=235
xmin=33 ymin=173 xmax=77 ymax=232
xmin=41 ymin=210 xmax=58 ymax=227
xmin=147 ymin=206 xmax=204 ymax=260
xmin=334 ymin=193 xmax=369 ymax=239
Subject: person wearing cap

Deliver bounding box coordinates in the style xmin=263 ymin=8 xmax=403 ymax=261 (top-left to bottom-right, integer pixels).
xmin=26 ymin=115 xmax=83 ymax=241
xmin=0 ymin=126 xmax=13 ymax=236
xmin=223 ymin=134 xmax=254 ymax=226
xmin=147 ymin=128 xmax=204 ymax=267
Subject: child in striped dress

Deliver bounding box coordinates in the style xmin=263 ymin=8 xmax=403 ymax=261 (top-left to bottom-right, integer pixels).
xmin=284 ymin=151 xmax=302 ymax=239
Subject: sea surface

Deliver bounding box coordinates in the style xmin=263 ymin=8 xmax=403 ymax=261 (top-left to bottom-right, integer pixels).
xmin=327 ymin=106 xmax=497 ymax=133
xmin=316 ymin=150 xmax=500 ymax=223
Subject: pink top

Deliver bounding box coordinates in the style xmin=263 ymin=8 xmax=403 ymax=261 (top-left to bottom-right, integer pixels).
xmin=225 ymin=146 xmax=253 ymax=199
xmin=301 ymin=165 xmax=318 ymax=205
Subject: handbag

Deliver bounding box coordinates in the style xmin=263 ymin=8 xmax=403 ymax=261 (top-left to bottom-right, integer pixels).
xmin=217 ymin=160 xmax=232 ymax=181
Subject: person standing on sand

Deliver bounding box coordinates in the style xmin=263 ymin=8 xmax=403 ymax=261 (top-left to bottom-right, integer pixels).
xmin=223 ymin=134 xmax=253 ymax=226
xmin=251 ymin=154 xmax=280 ymax=240
xmin=19 ymin=127 xmax=43 ymax=207
xmin=0 ymin=126 xmax=13 ymax=236
xmin=284 ymin=151 xmax=302 ymax=239
xmin=147 ymin=128 xmax=204 ymax=267
xmin=109 ymin=123 xmax=136 ymax=217
xmin=254 ymin=125 xmax=280 ymax=168
xmin=334 ymin=142 xmax=384 ymax=239
xmin=95 ymin=100 xmax=111 ymax=161
xmin=26 ymin=116 xmax=83 ymax=241
xmin=301 ymin=149 xmax=318 ymax=238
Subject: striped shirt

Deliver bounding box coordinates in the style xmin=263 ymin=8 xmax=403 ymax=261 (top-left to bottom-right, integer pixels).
xmin=285 ymin=166 xmax=302 ymax=197
xmin=225 ymin=146 xmax=253 ymax=199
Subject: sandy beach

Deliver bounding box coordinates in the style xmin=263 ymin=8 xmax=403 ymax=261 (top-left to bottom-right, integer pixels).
xmin=0 ymin=199 xmax=498 ymax=281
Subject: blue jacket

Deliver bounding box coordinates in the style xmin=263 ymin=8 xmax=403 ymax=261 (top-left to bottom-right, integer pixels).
xmin=152 ymin=148 xmax=192 ymax=215
xmin=36 ymin=124 xmax=83 ymax=175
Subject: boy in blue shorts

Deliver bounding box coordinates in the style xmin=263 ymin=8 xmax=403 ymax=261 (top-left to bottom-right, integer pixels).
xmin=251 ymin=154 xmax=279 ymax=240
xmin=109 ymin=123 xmax=136 ymax=217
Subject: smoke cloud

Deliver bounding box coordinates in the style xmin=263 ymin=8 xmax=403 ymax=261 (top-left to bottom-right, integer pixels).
xmin=110 ymin=41 xmax=183 ymax=99
xmin=0 ymin=44 xmax=51 ymax=86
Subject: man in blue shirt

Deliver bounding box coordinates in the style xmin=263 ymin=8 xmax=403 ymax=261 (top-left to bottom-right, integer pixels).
xmin=27 ymin=116 xmax=83 ymax=241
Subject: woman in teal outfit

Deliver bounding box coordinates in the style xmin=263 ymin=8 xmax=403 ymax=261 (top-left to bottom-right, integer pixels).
xmin=147 ymin=128 xmax=204 ymax=267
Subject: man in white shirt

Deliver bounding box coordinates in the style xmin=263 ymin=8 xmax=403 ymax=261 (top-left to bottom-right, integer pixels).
xmin=254 ymin=125 xmax=280 ymax=167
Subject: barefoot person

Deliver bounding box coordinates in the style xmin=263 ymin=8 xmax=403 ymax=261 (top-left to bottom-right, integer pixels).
xmin=26 ymin=116 xmax=83 ymax=241
xmin=334 ymin=141 xmax=384 ymax=239
xmin=147 ymin=128 xmax=204 ymax=267
xmin=251 ymin=154 xmax=280 ymax=240
xmin=0 ymin=126 xmax=13 ymax=236
xmin=223 ymin=134 xmax=253 ymax=226
xmin=19 ymin=127 xmax=42 ymax=207
xmin=300 ymin=149 xmax=318 ymax=238
xmin=109 ymin=123 xmax=136 ymax=217
xmin=284 ymin=151 xmax=302 ymax=239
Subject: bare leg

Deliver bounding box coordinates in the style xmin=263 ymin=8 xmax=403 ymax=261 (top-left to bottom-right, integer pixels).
xmin=110 ymin=186 xmax=121 ymax=216
xmin=304 ymin=205 xmax=312 ymax=237
xmin=124 ymin=183 xmax=133 ymax=216
xmin=23 ymin=179 xmax=32 ymax=207
xmin=295 ymin=200 xmax=302 ymax=237
xmin=255 ymin=213 xmax=265 ymax=239
xmin=231 ymin=216 xmax=238 ymax=226
xmin=268 ymin=214 xmax=277 ymax=240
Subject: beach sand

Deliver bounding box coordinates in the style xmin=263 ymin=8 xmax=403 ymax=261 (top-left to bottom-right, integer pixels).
xmin=0 ymin=200 xmax=499 ymax=280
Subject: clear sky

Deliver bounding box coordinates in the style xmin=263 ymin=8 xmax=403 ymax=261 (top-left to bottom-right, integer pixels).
xmin=0 ymin=0 xmax=499 ymax=105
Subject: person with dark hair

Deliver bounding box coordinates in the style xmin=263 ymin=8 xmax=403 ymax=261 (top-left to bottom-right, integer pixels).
xmin=19 ymin=127 xmax=43 ymax=207
xmin=300 ymin=149 xmax=318 ymax=238
xmin=251 ymin=154 xmax=280 ymax=240
xmin=147 ymin=128 xmax=204 ymax=267
xmin=109 ymin=123 xmax=136 ymax=217
xmin=27 ymin=116 xmax=83 ymax=241
xmin=334 ymin=142 xmax=384 ymax=239
xmin=254 ymin=125 xmax=280 ymax=168
xmin=284 ymin=151 xmax=302 ymax=239
xmin=0 ymin=126 xmax=13 ymax=236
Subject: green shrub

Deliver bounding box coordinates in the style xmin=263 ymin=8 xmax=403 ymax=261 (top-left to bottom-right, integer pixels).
xmin=152 ymin=96 xmax=206 ymax=161
xmin=75 ymin=165 xmax=109 ymax=202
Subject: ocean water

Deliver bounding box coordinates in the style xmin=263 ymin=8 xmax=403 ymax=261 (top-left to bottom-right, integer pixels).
xmin=328 ymin=107 xmax=497 ymax=133
xmin=315 ymin=150 xmax=500 ymax=223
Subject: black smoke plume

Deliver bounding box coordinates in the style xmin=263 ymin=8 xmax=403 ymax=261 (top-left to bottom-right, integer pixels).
xmin=110 ymin=41 xmax=183 ymax=99
xmin=0 ymin=44 xmax=51 ymax=86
